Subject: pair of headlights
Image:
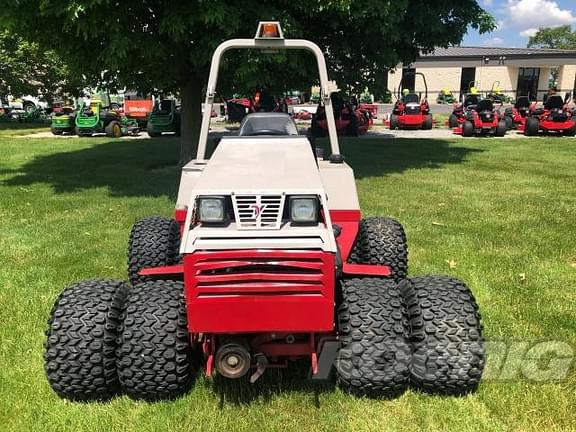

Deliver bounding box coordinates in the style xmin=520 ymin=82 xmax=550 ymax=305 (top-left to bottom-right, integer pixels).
xmin=197 ymin=196 xmax=319 ymax=224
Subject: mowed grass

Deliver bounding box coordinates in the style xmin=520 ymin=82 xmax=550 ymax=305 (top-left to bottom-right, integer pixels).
xmin=1 ymin=133 xmax=576 ymax=432
xmin=0 ymin=122 xmax=50 ymax=137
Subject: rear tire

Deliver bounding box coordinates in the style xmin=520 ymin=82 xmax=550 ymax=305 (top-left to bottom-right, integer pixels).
xmin=564 ymin=123 xmax=576 ymax=136
xmin=336 ymin=278 xmax=410 ymax=398
xmin=116 ymin=280 xmax=194 ymax=401
xmin=448 ymin=114 xmax=459 ymax=128
xmin=389 ymin=114 xmax=399 ymax=130
xmin=495 ymin=120 xmax=507 ymax=137
xmin=50 ymin=126 xmax=63 ymax=135
xmin=348 ymin=217 xmax=408 ymax=282
xmin=525 ymin=117 xmax=540 ymax=136
xmin=44 ymin=279 xmax=129 ymax=401
xmin=105 ymin=120 xmax=122 ymax=138
xmin=504 ymin=115 xmax=513 ymax=130
xmin=399 ymin=275 xmax=484 ymax=395
xmin=462 ymin=120 xmax=474 ymax=137
xmin=147 ymin=123 xmax=162 ymax=137
xmin=422 ymin=114 xmax=433 ymax=130
xmin=128 ymin=217 xmax=181 ymax=285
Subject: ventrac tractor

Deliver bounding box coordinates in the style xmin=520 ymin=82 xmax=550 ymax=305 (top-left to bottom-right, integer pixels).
xmin=44 ymin=22 xmax=485 ymax=402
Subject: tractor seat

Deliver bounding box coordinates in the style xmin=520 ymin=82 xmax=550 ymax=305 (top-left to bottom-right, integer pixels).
xmin=515 ymin=96 xmax=530 ymax=109
xmin=544 ymin=95 xmax=564 ymax=111
xmin=402 ymin=93 xmax=420 ymax=104
xmin=464 ymin=94 xmax=480 ymax=108
xmin=475 ymin=99 xmax=494 ymax=113
xmin=238 ymin=112 xmax=298 ymax=136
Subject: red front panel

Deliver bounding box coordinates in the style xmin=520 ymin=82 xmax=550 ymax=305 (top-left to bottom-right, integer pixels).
xmin=540 ymin=119 xmax=575 ymax=131
xmin=184 ymin=250 xmax=335 ymax=334
xmin=399 ymin=114 xmax=425 ymax=126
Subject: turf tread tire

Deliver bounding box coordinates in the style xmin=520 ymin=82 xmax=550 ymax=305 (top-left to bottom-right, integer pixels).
xmin=399 ymin=275 xmax=484 ymax=395
xmin=128 ymin=217 xmax=181 ymax=285
xmin=44 ymin=279 xmax=129 ymax=401
xmin=525 ymin=117 xmax=539 ymax=136
xmin=336 ymin=278 xmax=410 ymax=398
xmin=448 ymin=114 xmax=459 ymax=128
xmin=348 ymin=217 xmax=408 ymax=281
xmin=462 ymin=120 xmax=474 ymax=137
xmin=116 ymin=280 xmax=193 ymax=401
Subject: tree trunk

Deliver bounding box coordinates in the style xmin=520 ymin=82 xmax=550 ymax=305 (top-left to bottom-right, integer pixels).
xmin=179 ymin=78 xmax=203 ymax=165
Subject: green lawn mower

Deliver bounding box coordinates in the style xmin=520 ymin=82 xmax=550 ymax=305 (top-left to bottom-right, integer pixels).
xmin=75 ymin=101 xmax=139 ymax=137
xmin=436 ymin=87 xmax=456 ymax=104
xmin=146 ymin=99 xmax=181 ymax=137
xmin=51 ymin=106 xmax=76 ymax=135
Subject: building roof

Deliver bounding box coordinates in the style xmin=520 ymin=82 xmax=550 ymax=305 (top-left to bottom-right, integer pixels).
xmin=420 ymin=46 xmax=576 ymax=59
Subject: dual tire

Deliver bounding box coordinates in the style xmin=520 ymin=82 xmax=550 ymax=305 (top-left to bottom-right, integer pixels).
xmin=335 ymin=275 xmax=484 ymax=397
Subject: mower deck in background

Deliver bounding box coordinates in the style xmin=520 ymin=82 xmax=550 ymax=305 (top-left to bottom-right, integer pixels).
xmin=389 ymin=72 xmax=433 ymax=130
xmin=45 ymin=21 xmax=485 ymax=403
xmin=452 ymin=98 xmax=507 ymax=137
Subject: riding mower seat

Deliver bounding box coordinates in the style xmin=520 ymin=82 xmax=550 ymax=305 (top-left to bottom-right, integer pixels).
xmin=238 ymin=112 xmax=299 ymax=136
xmin=463 ymin=94 xmax=479 ymax=110
xmin=544 ymin=95 xmax=564 ymax=111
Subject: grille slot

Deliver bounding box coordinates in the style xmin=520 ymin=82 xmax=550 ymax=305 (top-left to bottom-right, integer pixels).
xmin=232 ymin=194 xmax=285 ymax=229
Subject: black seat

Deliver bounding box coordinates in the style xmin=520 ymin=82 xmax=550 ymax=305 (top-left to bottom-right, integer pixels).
xmin=238 ymin=112 xmax=298 ymax=136
xmin=476 ymin=99 xmax=494 ymax=112
xmin=515 ymin=96 xmax=530 ymax=109
xmin=544 ymin=95 xmax=564 ymax=111
xmin=464 ymin=94 xmax=479 ymax=109
xmin=403 ymin=93 xmax=419 ymax=104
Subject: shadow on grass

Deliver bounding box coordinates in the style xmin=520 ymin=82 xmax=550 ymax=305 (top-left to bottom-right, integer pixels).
xmin=210 ymin=360 xmax=334 ymax=407
xmin=3 ymin=137 xmax=483 ymax=198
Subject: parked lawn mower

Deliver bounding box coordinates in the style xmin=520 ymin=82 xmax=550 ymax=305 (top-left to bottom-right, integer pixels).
xmin=311 ymin=93 xmax=373 ymax=136
xmin=389 ymin=72 xmax=433 ymax=130
xmin=448 ymin=84 xmax=483 ymax=128
xmin=503 ymin=96 xmax=533 ymax=130
xmin=486 ymin=81 xmax=512 ymax=104
xmin=75 ymin=100 xmax=139 ymax=137
xmin=146 ymin=99 xmax=181 ymax=137
xmin=453 ymin=98 xmax=507 ymax=137
xmin=436 ymin=87 xmax=456 ymax=104
xmin=50 ymin=105 xmax=76 ymax=135
xmin=45 ymin=21 xmax=485 ymax=402
xmin=522 ymin=93 xmax=576 ymax=136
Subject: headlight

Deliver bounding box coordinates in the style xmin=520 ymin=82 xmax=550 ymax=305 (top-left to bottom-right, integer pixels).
xmin=198 ymin=196 xmax=227 ymax=224
xmin=289 ymin=196 xmax=319 ymax=224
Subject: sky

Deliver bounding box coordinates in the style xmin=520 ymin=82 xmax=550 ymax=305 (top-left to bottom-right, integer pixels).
xmin=462 ymin=0 xmax=576 ymax=48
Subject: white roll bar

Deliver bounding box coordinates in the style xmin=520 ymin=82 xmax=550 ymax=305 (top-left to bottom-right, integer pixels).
xmin=196 ymin=38 xmax=341 ymax=161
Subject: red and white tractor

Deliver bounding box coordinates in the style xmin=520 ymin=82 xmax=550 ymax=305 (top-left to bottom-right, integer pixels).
xmin=44 ymin=22 xmax=485 ymax=402
xmin=389 ymin=72 xmax=433 ymax=130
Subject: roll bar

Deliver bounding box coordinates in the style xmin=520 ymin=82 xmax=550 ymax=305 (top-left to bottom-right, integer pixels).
xmin=196 ymin=35 xmax=341 ymax=161
xmin=396 ymin=71 xmax=428 ymax=100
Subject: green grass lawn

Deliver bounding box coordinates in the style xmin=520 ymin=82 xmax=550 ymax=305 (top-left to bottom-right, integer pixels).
xmin=1 ymin=134 xmax=575 ymax=431
xmin=0 ymin=121 xmax=50 ymax=136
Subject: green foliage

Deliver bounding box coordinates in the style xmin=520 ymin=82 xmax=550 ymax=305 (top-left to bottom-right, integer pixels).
xmin=0 ymin=30 xmax=83 ymax=101
xmin=528 ymin=25 xmax=576 ymax=50
xmin=0 ymin=1 xmax=494 ymax=96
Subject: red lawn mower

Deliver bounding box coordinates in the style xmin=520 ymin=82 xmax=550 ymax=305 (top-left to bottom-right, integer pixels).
xmin=503 ymin=96 xmax=533 ymax=130
xmin=311 ymin=93 xmax=373 ymax=137
xmin=521 ymin=94 xmax=575 ymax=136
xmin=389 ymin=72 xmax=433 ymax=130
xmin=453 ymin=97 xmax=507 ymax=137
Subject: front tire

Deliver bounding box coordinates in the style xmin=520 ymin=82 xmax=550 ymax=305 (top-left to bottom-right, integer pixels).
xmin=348 ymin=217 xmax=408 ymax=282
xmin=422 ymin=114 xmax=433 ymax=130
xmin=116 ymin=280 xmax=194 ymax=401
xmin=336 ymin=278 xmax=410 ymax=398
xmin=105 ymin=120 xmax=122 ymax=138
xmin=525 ymin=117 xmax=539 ymax=136
xmin=495 ymin=120 xmax=507 ymax=137
xmin=44 ymin=279 xmax=129 ymax=401
xmin=399 ymin=275 xmax=484 ymax=395
xmin=448 ymin=114 xmax=459 ymax=128
xmin=128 ymin=217 xmax=181 ymax=285
xmin=462 ymin=120 xmax=474 ymax=137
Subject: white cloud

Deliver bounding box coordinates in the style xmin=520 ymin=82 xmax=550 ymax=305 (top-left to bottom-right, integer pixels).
xmin=519 ymin=28 xmax=539 ymax=37
xmin=504 ymin=0 xmax=576 ymax=37
xmin=483 ymin=37 xmax=505 ymax=46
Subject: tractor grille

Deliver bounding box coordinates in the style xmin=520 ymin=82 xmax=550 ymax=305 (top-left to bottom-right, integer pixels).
xmin=232 ymin=194 xmax=285 ymax=230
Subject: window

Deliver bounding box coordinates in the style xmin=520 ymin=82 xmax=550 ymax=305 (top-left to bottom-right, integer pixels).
xmin=460 ymin=67 xmax=476 ymax=96
xmin=516 ymin=68 xmax=540 ymax=101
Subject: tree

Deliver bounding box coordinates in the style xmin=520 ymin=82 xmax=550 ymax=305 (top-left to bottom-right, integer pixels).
xmin=1 ymin=1 xmax=493 ymax=163
xmin=0 ymin=30 xmax=83 ymax=103
xmin=528 ymin=25 xmax=576 ymax=50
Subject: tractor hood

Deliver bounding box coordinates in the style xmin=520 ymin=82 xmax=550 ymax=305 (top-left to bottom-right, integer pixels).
xmin=191 ymin=137 xmax=325 ymax=194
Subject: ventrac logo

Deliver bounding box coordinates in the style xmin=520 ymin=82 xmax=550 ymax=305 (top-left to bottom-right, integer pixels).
xmin=250 ymin=204 xmax=266 ymax=218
